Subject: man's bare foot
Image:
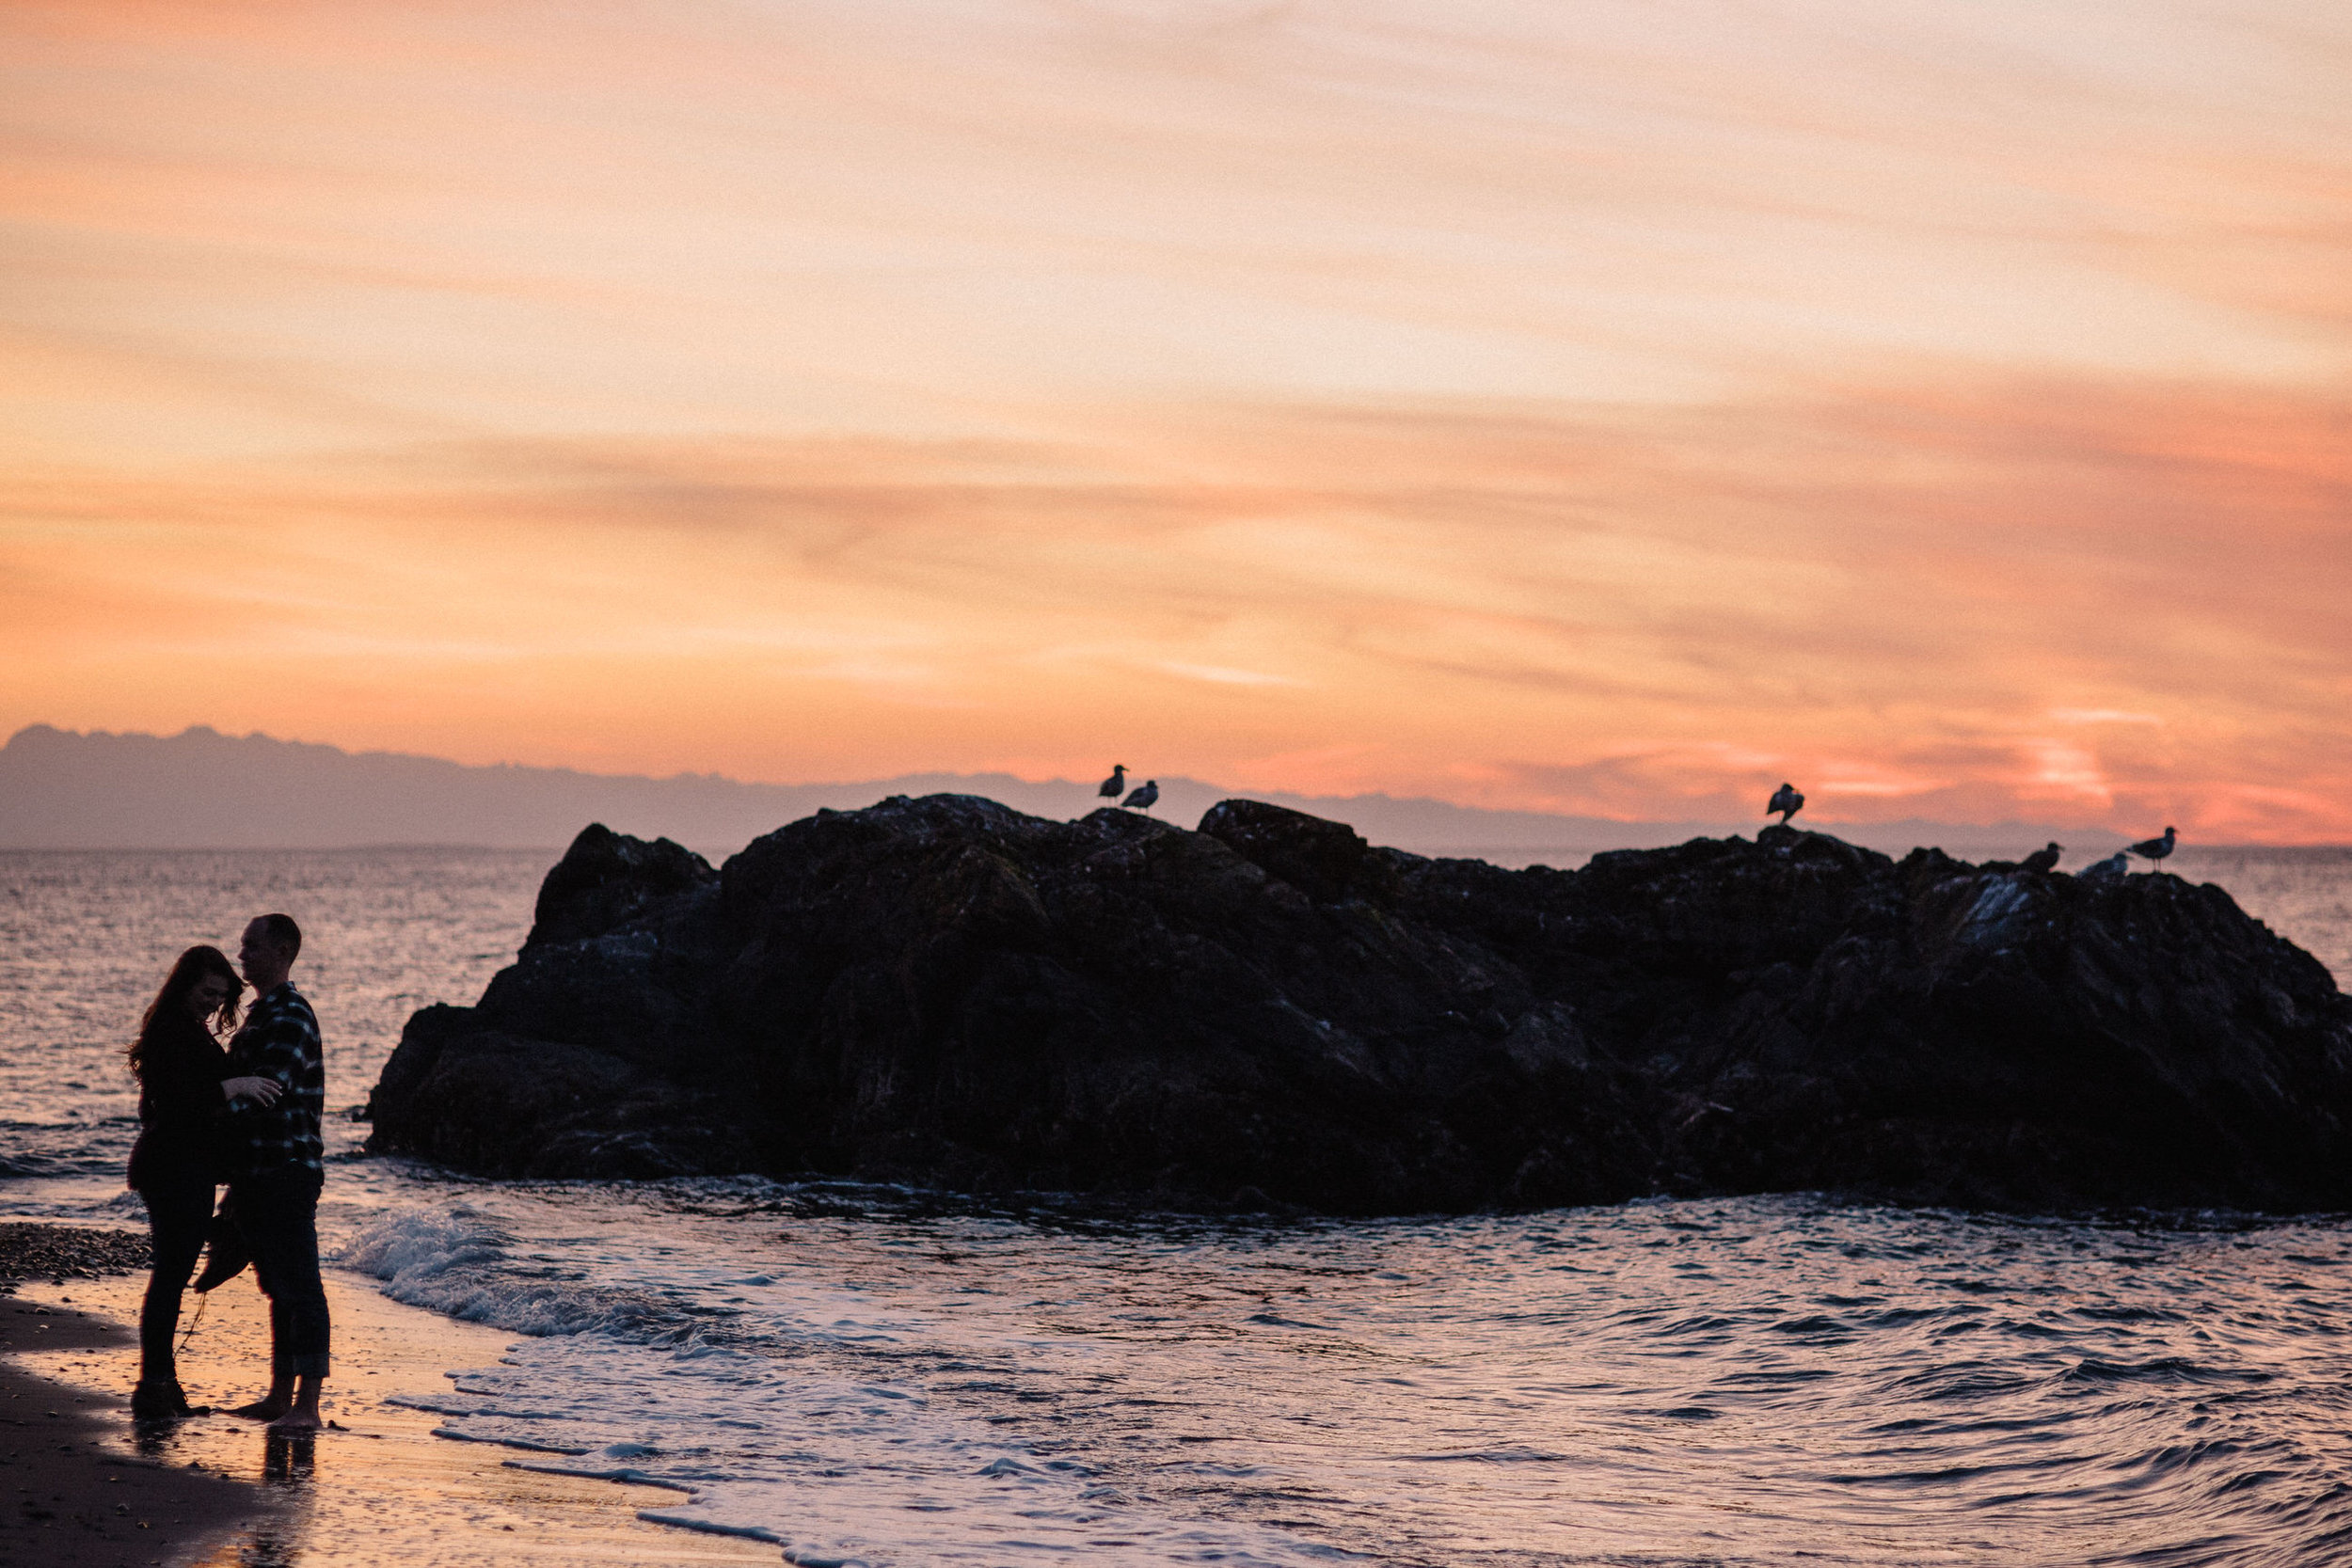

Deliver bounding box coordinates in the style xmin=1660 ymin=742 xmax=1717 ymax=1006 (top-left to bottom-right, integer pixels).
xmin=229 ymin=1399 xmax=290 ymax=1420
xmin=264 ymin=1408 xmax=324 ymax=1434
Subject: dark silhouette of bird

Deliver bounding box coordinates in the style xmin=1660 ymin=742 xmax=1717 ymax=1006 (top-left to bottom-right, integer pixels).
xmin=2128 ymin=825 xmax=2177 ymax=868
xmin=1766 ymin=783 xmax=1804 ymax=825
xmin=2019 ymin=842 xmax=2061 ymax=875
xmin=1097 ymin=764 xmax=1128 ymax=800
xmin=2081 ymin=850 xmax=2129 ymax=881
xmin=1121 ymin=779 xmax=1159 ymax=812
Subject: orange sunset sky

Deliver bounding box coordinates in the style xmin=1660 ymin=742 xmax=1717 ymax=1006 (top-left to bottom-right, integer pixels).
xmin=3 ymin=1 xmax=2347 ymax=838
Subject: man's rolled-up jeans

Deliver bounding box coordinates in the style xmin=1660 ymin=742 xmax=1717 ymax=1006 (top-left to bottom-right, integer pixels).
xmin=229 ymin=1167 xmax=330 ymax=1380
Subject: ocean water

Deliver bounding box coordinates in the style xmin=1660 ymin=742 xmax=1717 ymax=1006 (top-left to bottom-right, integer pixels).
xmin=3 ymin=842 xmax=2350 ymax=1567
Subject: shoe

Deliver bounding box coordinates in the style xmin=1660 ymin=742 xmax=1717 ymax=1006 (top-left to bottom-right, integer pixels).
xmin=130 ymin=1381 xmax=182 ymax=1420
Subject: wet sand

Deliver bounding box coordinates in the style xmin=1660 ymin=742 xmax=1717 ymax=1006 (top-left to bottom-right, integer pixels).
xmin=2 ymin=1284 xmax=259 ymax=1567
xmin=4 ymin=1225 xmax=779 ymax=1567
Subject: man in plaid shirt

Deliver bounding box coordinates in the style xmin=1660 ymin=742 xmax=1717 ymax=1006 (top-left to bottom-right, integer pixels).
xmin=223 ymin=911 xmax=332 ymax=1433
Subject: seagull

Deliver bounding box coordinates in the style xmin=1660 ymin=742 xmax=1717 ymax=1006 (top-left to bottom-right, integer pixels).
xmin=1097 ymin=764 xmax=1128 ymax=800
xmin=2081 ymin=850 xmax=2130 ymax=881
xmin=2127 ymin=825 xmax=2178 ymax=869
xmin=2018 ymin=842 xmax=2062 ymax=875
xmin=1121 ymin=779 xmax=1160 ymax=813
xmin=1766 ymin=783 xmax=1804 ymax=825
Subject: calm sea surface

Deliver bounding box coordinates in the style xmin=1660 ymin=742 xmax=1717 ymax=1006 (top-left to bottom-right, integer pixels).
xmin=3 ymin=843 xmax=2349 ymax=1567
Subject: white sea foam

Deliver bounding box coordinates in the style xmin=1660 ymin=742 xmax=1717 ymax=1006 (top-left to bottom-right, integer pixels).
xmin=429 ymin=1426 xmax=587 ymax=1455
xmin=333 ymin=1205 xmax=710 ymax=1338
xmin=327 ymin=1194 xmax=1348 ymax=1566
xmin=634 ymin=1508 xmax=789 ymax=1543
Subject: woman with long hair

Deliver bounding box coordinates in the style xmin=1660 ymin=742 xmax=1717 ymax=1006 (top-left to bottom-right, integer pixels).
xmin=125 ymin=944 xmax=281 ymax=1419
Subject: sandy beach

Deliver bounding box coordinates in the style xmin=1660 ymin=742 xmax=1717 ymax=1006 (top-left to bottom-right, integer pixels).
xmin=3 ymin=1283 xmax=256 ymax=1566
xmin=2 ymin=1222 xmax=778 ymax=1567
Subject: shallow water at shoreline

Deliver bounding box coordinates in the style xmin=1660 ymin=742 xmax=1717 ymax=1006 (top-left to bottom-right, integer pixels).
xmin=11 ymin=1268 xmax=779 ymax=1567
xmin=24 ymin=1178 xmax=2352 ymax=1567
xmin=5 ymin=844 xmax=2351 ymax=1565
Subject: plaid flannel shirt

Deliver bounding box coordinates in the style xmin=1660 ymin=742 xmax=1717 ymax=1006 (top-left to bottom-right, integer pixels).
xmin=226 ymin=981 xmax=325 ymax=1179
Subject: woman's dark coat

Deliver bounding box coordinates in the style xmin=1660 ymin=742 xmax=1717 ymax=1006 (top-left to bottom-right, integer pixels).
xmin=127 ymin=1011 xmax=230 ymax=1192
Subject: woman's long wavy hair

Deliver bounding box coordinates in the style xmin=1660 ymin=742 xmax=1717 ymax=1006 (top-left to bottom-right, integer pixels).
xmin=128 ymin=945 xmax=244 ymax=1081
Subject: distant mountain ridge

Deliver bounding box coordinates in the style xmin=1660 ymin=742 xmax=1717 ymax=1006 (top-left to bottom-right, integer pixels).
xmin=0 ymin=724 xmax=2125 ymax=860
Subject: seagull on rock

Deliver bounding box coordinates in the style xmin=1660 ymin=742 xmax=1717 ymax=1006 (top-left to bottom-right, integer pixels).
xmin=2019 ymin=842 xmax=2062 ymax=875
xmin=1097 ymin=764 xmax=1128 ymax=800
xmin=1122 ymin=779 xmax=1160 ymax=813
xmin=2128 ymin=825 xmax=2178 ymax=869
xmin=1767 ymin=783 xmax=1804 ymax=825
xmin=2081 ymin=851 xmax=2130 ymax=881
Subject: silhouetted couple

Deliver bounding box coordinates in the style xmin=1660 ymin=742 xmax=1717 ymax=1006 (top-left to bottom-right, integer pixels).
xmin=124 ymin=914 xmax=331 ymax=1433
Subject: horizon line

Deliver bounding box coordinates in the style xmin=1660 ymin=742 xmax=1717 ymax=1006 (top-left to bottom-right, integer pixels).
xmin=4 ymin=840 xmax=2344 ymax=856
xmin=1 ymin=722 xmax=2225 ymax=838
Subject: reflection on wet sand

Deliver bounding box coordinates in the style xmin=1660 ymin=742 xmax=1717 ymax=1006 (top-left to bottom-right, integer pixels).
xmin=214 ymin=1437 xmax=310 ymax=1568
xmin=25 ymin=1272 xmax=775 ymax=1567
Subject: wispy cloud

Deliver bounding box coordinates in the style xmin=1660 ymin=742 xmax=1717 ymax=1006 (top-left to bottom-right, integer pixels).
xmin=2053 ymin=708 xmax=2162 ymax=725
xmin=1154 ymin=662 xmax=1304 ymax=688
xmin=1 ymin=1 xmax=2346 ymax=834
xmin=6 ymin=362 xmax=2347 ymax=832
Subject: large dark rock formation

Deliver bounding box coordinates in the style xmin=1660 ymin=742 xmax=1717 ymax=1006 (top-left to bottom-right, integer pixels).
xmin=366 ymin=797 xmax=2352 ymax=1212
